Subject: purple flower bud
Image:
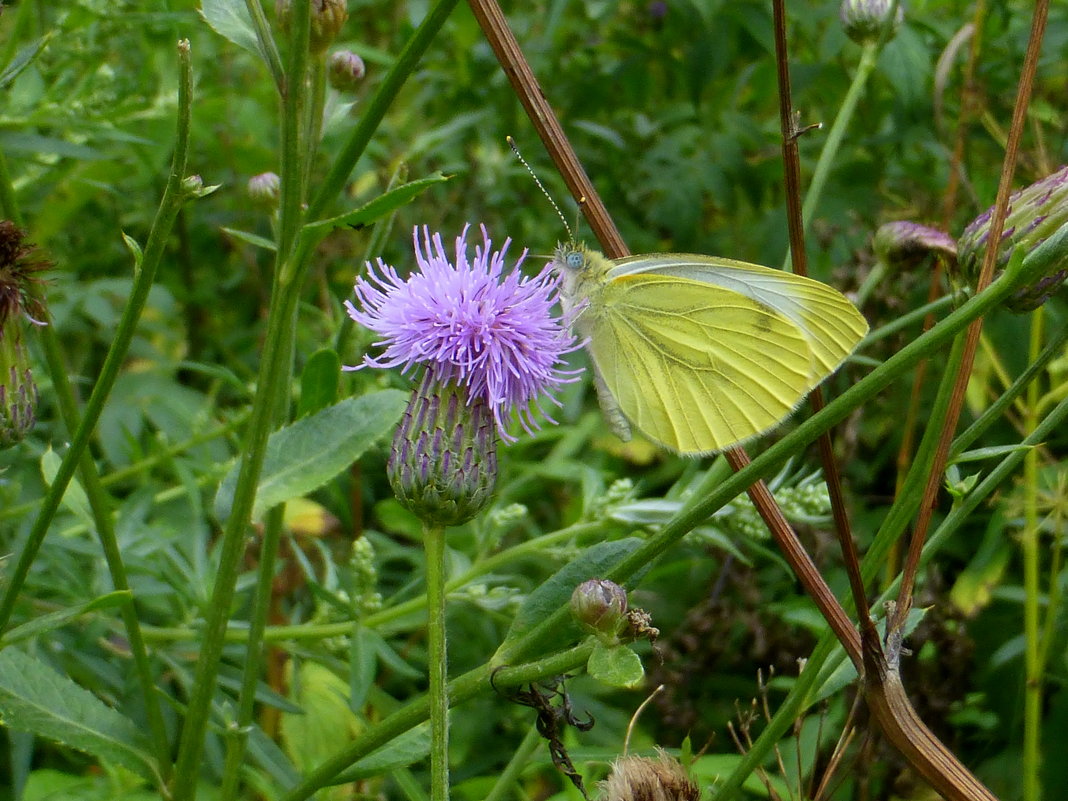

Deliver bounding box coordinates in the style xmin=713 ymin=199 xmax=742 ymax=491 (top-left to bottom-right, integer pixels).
xmin=957 ymin=166 xmax=1068 ymax=312
xmin=329 ymin=50 xmax=366 ymax=92
xmin=840 ymin=0 xmax=904 ymax=44
xmin=248 ymin=172 xmax=281 ymax=207
xmin=873 ymin=221 xmax=957 ymax=271
xmin=388 ymin=369 xmax=497 ymax=527
xmin=571 ymin=579 xmax=629 ymax=639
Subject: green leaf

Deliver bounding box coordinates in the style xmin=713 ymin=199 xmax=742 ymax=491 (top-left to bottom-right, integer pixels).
xmin=494 ymin=538 xmax=644 ymax=661
xmin=302 ymin=173 xmax=450 ymax=236
xmin=280 ymin=662 xmax=361 ymax=773
xmin=221 ymin=226 xmax=277 ymax=251
xmin=298 ymin=349 xmax=341 ymax=418
xmin=0 ymin=650 xmax=157 ymax=781
xmin=199 ymin=0 xmax=267 ymax=63
xmin=1 ymin=592 xmax=131 ymax=647
xmin=0 ymin=34 xmax=52 ymax=90
xmin=214 ymin=390 xmax=408 ymax=522
xmin=40 ymin=448 xmax=93 ymax=533
xmin=587 ymin=642 xmax=644 ymax=688
xmin=336 ymin=723 xmax=431 ymax=781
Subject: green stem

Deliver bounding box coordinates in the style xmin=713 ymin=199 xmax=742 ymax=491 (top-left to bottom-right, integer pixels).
xmin=279 ymin=642 xmax=593 ymax=801
xmin=1021 ymin=308 xmax=1043 ymax=801
xmin=218 ymin=505 xmax=285 ymax=801
xmin=307 ymin=0 xmax=460 ymax=220
xmin=0 ymin=40 xmax=193 ymax=633
xmin=784 ymin=40 xmax=880 ymax=271
xmin=483 ymin=725 xmax=541 ymax=801
xmin=425 ymin=523 xmax=450 ymax=801
xmin=243 ymin=0 xmax=285 ymax=90
xmin=136 ymin=521 xmax=609 ymax=644
xmin=169 ymin=4 xmax=312 ymax=795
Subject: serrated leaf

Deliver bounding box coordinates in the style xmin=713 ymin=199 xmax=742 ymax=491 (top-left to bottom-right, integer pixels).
xmin=0 ymin=650 xmax=157 ymax=781
xmin=302 ymin=174 xmax=450 ymax=236
xmin=199 ymin=0 xmax=267 ymax=63
xmin=1 ymin=592 xmax=131 ymax=647
xmin=494 ymin=538 xmax=644 ymax=661
xmin=298 ymin=349 xmax=341 ymax=418
xmin=214 ymin=390 xmax=407 ymax=522
xmin=587 ymin=642 xmax=644 ymax=688
xmin=221 ymin=226 xmax=277 ymax=251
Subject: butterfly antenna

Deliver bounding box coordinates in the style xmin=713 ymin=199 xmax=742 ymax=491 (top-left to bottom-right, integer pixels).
xmin=507 ymin=135 xmax=573 ymax=241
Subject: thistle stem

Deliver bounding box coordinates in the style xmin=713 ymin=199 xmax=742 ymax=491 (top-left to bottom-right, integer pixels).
xmin=424 ymin=523 xmax=450 ymax=801
xmin=1021 ymin=307 xmax=1044 ymax=801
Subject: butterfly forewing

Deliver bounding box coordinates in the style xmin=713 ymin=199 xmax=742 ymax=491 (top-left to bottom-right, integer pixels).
xmin=608 ymin=254 xmax=868 ymax=378
xmin=590 ymin=273 xmax=815 ymax=454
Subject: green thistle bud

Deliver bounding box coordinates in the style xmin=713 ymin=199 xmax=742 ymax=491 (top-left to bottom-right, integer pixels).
xmin=840 ymin=0 xmax=904 ymax=45
xmin=388 ymin=369 xmax=498 ymax=527
xmin=571 ymin=579 xmax=629 ymax=640
xmin=248 ymin=172 xmax=281 ymax=207
xmin=276 ymin=0 xmax=348 ymax=54
xmin=957 ymin=166 xmax=1068 ymax=312
xmin=0 ymin=221 xmax=49 ymax=449
xmin=328 ymin=50 xmax=366 ymax=92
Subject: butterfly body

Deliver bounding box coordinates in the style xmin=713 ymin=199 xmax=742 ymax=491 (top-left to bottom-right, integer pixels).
xmin=552 ymin=242 xmax=868 ymax=455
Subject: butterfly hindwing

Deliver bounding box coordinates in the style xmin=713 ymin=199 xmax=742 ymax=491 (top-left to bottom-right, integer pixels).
xmin=589 ymin=272 xmax=814 ymax=454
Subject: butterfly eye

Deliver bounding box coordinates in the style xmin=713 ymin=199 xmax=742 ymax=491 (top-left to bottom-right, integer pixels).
xmin=565 ymin=251 xmax=585 ymax=270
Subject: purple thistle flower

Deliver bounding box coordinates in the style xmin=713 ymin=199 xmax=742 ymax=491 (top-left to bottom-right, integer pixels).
xmin=345 ymin=225 xmax=581 ymax=442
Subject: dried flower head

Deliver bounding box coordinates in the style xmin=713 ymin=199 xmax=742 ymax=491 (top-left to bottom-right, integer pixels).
xmin=346 ymin=225 xmax=580 ymax=442
xmin=957 ymin=166 xmax=1068 ymax=311
xmin=598 ymin=751 xmax=700 ymax=801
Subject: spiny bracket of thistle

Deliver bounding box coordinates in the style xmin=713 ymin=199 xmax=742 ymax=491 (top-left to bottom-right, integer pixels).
xmin=957 ymin=165 xmax=1068 ymax=311
xmin=0 ymin=221 xmax=51 ymax=449
xmin=388 ymin=369 xmax=497 ymax=527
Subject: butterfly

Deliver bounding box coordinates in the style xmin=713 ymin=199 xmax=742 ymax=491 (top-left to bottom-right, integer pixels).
xmin=552 ymin=242 xmax=869 ymax=455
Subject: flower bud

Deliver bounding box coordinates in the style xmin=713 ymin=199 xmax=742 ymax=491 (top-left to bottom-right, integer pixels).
xmin=0 ymin=221 xmax=48 ymax=448
xmin=276 ymin=0 xmax=348 ymax=54
xmin=388 ymin=369 xmax=498 ymax=527
xmin=0 ymin=335 xmax=37 ymax=449
xmin=873 ymin=221 xmax=957 ymax=271
xmin=328 ymin=50 xmax=366 ymax=92
xmin=248 ymin=172 xmax=281 ymax=207
xmin=840 ymin=0 xmax=904 ymax=44
xmin=598 ymin=751 xmax=700 ymax=801
xmin=956 ymin=166 xmax=1068 ymax=312
xmin=571 ymin=579 xmax=628 ymax=640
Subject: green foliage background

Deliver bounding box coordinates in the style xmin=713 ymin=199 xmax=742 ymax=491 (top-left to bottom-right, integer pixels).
xmin=1 ymin=0 xmax=1067 ymax=799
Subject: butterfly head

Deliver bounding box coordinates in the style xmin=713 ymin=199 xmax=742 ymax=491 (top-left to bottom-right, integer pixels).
xmin=552 ymin=241 xmax=592 ymax=275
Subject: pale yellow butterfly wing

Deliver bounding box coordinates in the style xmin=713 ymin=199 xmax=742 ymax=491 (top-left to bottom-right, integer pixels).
xmin=608 ymin=254 xmax=869 ymax=379
xmin=587 ymin=272 xmax=816 ymax=454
